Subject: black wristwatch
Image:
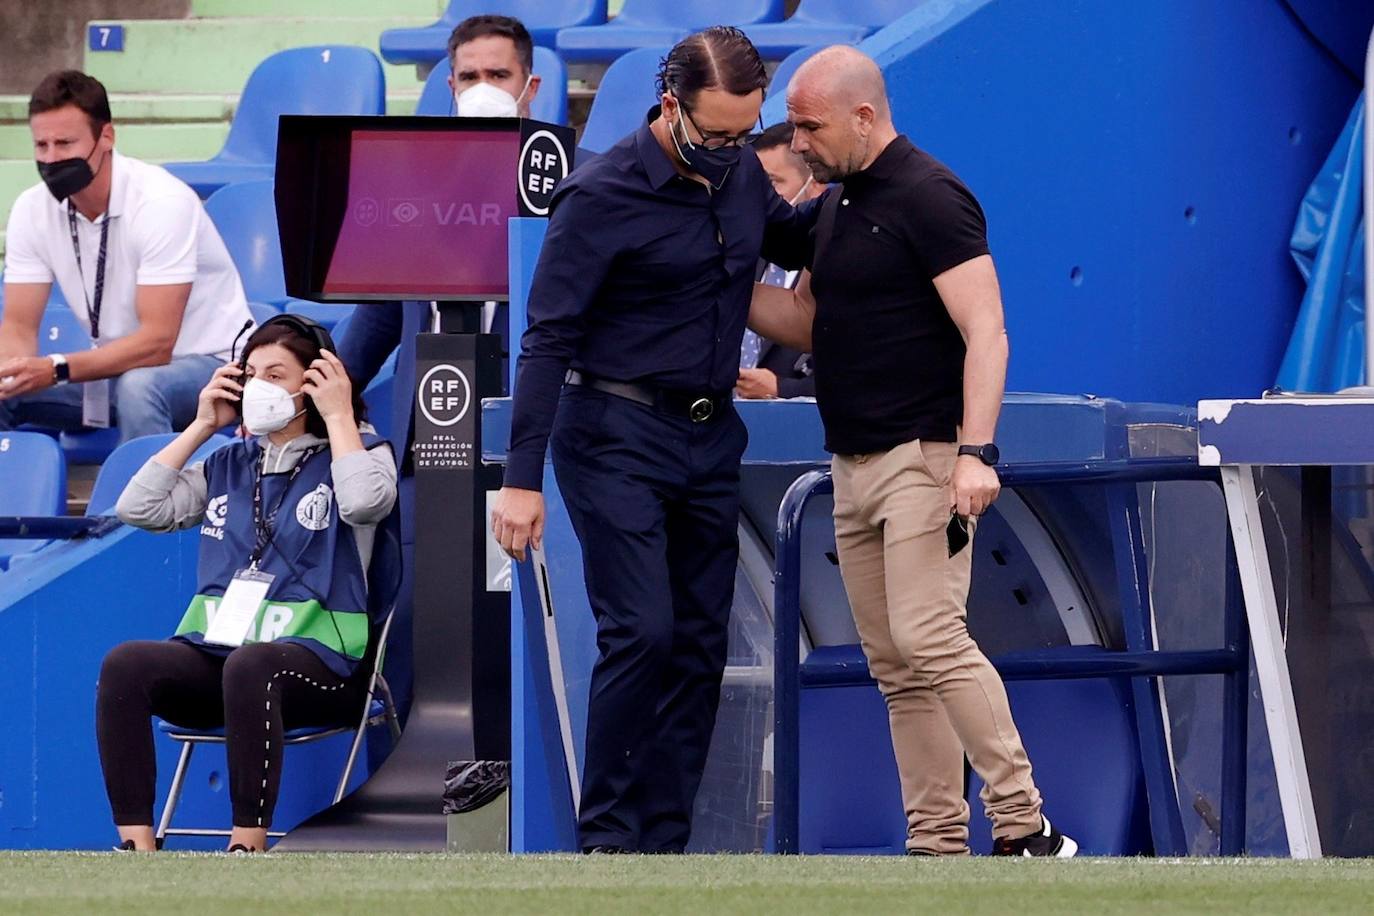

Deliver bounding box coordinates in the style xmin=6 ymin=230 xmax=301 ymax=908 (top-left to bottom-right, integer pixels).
xmin=50 ymin=353 xmax=71 ymax=386
xmin=958 ymin=443 xmax=1000 ymax=466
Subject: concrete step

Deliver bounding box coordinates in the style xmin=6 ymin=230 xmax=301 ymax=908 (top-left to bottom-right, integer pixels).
xmin=192 ymin=0 xmax=443 ymax=16
xmin=0 ymin=121 xmax=230 ymax=161
xmin=1 ymin=159 xmax=40 ymax=267
xmin=84 ymin=17 xmax=431 ymax=94
xmin=0 ymin=92 xmax=235 ymax=124
xmin=1 ymin=87 xmax=420 ymax=127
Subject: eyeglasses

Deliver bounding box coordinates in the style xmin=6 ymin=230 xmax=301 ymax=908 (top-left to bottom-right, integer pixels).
xmin=679 ymin=102 xmax=761 ymax=151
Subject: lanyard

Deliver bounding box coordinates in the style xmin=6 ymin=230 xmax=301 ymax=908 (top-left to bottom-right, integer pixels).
xmin=249 ymin=445 xmax=325 ymax=567
xmin=67 ymin=204 xmax=110 ymax=341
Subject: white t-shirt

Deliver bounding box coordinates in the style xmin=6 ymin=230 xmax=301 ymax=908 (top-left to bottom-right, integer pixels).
xmin=4 ymin=151 xmax=252 ymax=359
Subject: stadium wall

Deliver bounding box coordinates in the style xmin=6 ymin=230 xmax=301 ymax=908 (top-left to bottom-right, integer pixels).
xmin=762 ymin=0 xmax=1363 ymax=406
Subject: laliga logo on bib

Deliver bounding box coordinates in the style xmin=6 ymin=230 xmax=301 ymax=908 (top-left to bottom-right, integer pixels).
xmin=201 ymin=494 xmax=229 ymax=540
xmin=205 ymin=495 xmax=228 ymax=527
xmin=296 ymin=484 xmax=333 ymax=531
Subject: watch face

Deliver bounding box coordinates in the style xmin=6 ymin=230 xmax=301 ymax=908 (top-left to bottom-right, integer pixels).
xmin=981 ymin=443 xmax=1000 ymax=465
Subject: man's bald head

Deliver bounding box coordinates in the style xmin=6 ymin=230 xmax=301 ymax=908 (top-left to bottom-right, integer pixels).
xmin=785 ymin=46 xmax=896 ymax=183
xmin=790 ymin=46 xmax=890 ymax=122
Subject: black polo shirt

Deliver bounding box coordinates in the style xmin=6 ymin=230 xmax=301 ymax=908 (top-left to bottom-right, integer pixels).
xmin=809 ymin=135 xmax=990 ymax=455
xmin=504 ymin=110 xmax=819 ymax=491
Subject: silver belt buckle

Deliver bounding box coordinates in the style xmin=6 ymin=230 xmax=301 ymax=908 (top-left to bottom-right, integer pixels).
xmin=689 ymin=397 xmax=714 ymax=423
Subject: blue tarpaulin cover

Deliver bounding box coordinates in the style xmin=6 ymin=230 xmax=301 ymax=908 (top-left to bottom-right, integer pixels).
xmin=1276 ymin=99 xmax=1367 ymax=392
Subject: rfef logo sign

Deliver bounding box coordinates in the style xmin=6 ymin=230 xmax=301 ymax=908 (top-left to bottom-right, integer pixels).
xmin=517 ymin=122 xmax=574 ymax=217
xmin=418 ymin=364 xmax=472 ymax=428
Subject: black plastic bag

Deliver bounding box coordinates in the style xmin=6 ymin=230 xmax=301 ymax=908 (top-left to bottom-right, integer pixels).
xmin=443 ymin=760 xmax=510 ymax=814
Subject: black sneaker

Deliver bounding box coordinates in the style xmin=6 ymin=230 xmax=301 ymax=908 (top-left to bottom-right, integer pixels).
xmin=582 ymin=844 xmax=630 ymax=854
xmin=113 ymin=840 xmax=136 ymax=852
xmin=227 ymin=844 xmax=258 ymax=854
xmin=991 ymin=817 xmax=1078 ymax=857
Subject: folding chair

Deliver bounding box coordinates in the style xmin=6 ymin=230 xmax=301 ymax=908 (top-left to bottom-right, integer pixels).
xmin=155 ymin=608 xmax=403 ymax=843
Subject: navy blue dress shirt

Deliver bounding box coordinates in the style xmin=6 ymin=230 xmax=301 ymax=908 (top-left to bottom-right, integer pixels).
xmin=504 ymin=112 xmax=820 ymax=491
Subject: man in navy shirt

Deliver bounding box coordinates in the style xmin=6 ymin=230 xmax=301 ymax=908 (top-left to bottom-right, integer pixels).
xmin=491 ymin=27 xmax=817 ymax=853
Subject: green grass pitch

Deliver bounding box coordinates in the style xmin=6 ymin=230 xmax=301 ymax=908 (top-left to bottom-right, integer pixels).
xmin=1 ymin=852 xmax=1372 ymax=915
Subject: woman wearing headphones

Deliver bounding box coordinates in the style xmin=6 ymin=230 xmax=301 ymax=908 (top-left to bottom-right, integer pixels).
xmin=97 ymin=315 xmax=397 ymax=853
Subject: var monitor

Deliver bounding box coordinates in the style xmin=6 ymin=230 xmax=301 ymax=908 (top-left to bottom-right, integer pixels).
xmin=275 ymin=115 xmax=574 ymax=302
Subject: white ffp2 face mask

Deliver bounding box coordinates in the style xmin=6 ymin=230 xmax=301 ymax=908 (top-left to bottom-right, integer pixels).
xmin=241 ymin=377 xmax=304 ymax=436
xmin=454 ymin=75 xmax=530 ymax=118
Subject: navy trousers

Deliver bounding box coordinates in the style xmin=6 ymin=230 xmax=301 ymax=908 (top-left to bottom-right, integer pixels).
xmin=551 ymin=385 xmax=746 ymax=853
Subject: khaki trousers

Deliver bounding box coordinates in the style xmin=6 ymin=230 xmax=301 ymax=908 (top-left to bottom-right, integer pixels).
xmin=831 ymin=438 xmax=1043 ymax=854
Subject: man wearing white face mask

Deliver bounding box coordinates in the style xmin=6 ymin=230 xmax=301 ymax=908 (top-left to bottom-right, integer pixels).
xmin=337 ymin=15 xmax=542 ymax=461
xmin=447 ymin=15 xmax=541 ymax=119
xmin=736 ymin=122 xmax=826 ymax=401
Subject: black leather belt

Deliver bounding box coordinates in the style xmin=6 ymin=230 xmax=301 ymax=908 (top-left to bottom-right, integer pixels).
xmin=565 ymin=370 xmax=728 ymax=423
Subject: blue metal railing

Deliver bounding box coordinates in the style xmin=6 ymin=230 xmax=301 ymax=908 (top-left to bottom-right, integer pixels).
xmin=0 ymin=516 xmax=122 ymax=540
xmin=771 ymin=458 xmax=1250 ymax=856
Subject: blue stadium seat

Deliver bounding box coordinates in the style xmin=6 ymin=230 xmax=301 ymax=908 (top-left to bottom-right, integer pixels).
xmin=248 ymin=302 xmax=282 ymax=326
xmin=361 ymin=352 xmax=398 ymax=445
xmin=556 ymin=0 xmax=785 ymax=64
xmin=416 ymin=47 xmax=569 ymax=125
xmin=165 ymin=46 xmax=386 ymax=199
xmin=284 ymin=301 xmax=357 ymax=333
xmin=204 ymin=180 xmax=290 ymax=307
xmin=578 ymin=47 xmax=670 ymax=153
xmin=31 ymin=307 xmax=113 ymax=465
xmin=0 ymin=431 xmax=66 ymax=568
xmin=87 ymin=433 xmax=233 ymax=517
xmin=37 ymin=305 xmax=93 ymax=356
xmin=741 ymin=0 xmax=910 ymax=59
xmin=381 ymin=0 xmax=607 ymax=66
xmin=0 ymin=280 xmax=66 ymax=318
xmin=60 ymin=428 xmax=121 ymax=466
xmin=766 ymin=45 xmax=827 ymax=100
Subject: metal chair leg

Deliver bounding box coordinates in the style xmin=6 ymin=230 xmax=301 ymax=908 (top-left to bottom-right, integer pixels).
xmin=156 ymin=741 xmax=195 ymax=842
xmin=375 ymin=675 xmax=402 ymax=742
xmin=335 ymin=702 xmax=373 ymax=804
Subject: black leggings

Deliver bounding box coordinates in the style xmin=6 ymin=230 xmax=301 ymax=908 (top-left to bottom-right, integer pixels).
xmin=96 ymin=639 xmax=365 ymax=829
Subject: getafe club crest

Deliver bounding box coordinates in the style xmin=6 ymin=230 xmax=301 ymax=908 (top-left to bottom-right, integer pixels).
xmin=296 ymin=484 xmax=333 ymax=532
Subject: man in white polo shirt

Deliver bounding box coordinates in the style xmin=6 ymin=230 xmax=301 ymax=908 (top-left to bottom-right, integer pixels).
xmin=0 ymin=70 xmax=251 ymax=443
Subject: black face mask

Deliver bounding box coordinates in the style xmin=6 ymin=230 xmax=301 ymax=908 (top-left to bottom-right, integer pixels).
xmin=37 ymin=146 xmax=101 ymax=202
xmin=669 ymin=110 xmax=742 ymax=191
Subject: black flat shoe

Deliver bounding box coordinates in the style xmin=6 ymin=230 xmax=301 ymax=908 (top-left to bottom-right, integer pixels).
xmin=582 ymin=844 xmax=630 ymax=854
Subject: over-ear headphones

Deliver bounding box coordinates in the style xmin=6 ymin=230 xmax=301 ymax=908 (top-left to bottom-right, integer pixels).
xmin=240 ymin=313 xmax=337 ymax=370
